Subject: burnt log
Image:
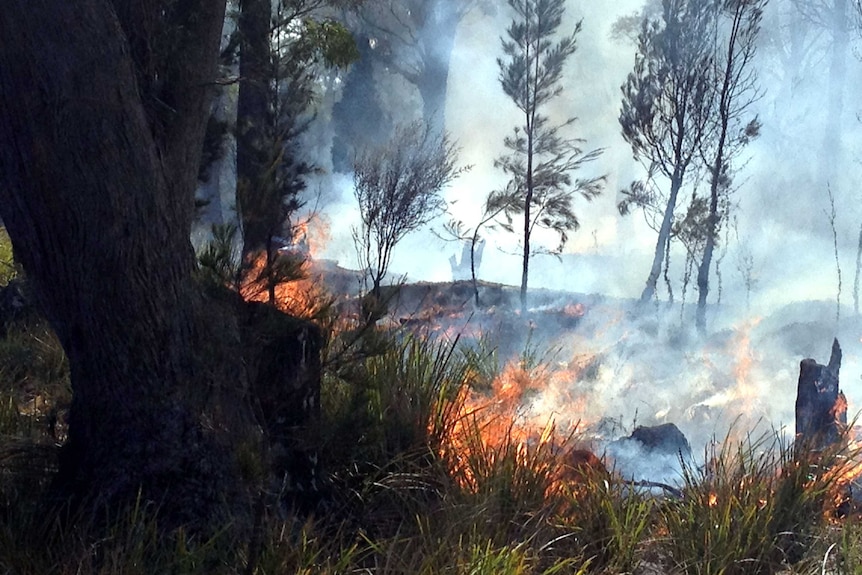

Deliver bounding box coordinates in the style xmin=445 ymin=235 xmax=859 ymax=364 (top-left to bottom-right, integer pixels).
xmin=795 ymin=338 xmax=847 ymax=451
xmin=629 ymin=423 xmax=692 ymax=458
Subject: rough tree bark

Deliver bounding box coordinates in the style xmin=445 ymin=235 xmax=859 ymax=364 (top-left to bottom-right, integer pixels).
xmin=641 ymin=168 xmax=684 ymax=304
xmin=0 ymin=0 xmax=262 ymax=527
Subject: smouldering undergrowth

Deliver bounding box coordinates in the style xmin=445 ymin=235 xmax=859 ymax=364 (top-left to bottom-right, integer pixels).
xmin=0 ymin=301 xmax=861 ymax=574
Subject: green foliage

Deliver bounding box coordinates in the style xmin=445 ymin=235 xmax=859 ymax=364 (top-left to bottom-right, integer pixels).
xmin=833 ymin=519 xmax=862 ymax=574
xmin=0 ymin=228 xmax=17 ymax=286
xmin=618 ymin=0 xmax=718 ymax=303
xmin=660 ymin=429 xmax=850 ymax=574
xmin=197 ymin=223 xmax=241 ymax=288
xmin=232 ymin=2 xmax=359 ymax=260
xmin=321 ymin=331 xmax=468 ymax=468
xmin=247 ymin=516 xmax=366 ymax=575
xmin=300 ymin=19 xmax=359 ymax=69
xmin=561 ymin=472 xmax=655 ymax=573
xmin=619 ymin=0 xmax=715 ymax=170
xmin=457 ymin=334 xmax=500 ymax=393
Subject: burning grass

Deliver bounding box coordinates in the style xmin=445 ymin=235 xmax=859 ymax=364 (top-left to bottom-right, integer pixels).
xmin=2 ymin=276 xmax=862 ymax=572
xmin=314 ymin=318 xmax=862 ymax=574
xmin=659 ymin=428 xmax=858 ymax=574
xmin=240 ymin=251 xmax=335 ymax=320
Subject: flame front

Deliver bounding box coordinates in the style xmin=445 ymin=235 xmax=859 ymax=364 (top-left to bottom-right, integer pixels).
xmin=239 ymin=219 xmax=332 ymax=318
xmin=439 ymin=352 xmax=597 ymax=493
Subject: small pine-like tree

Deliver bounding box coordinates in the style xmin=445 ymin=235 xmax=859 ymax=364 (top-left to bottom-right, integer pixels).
xmin=235 ymin=0 xmax=358 ymax=304
xmin=495 ymin=0 xmax=604 ymax=311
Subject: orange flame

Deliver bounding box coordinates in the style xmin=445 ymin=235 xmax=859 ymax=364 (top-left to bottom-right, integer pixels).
xmin=438 ymin=351 xmax=600 ymax=494
xmin=239 ymin=219 xmax=333 ymax=318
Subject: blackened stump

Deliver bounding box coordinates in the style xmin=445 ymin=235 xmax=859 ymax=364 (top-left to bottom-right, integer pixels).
xmin=242 ymin=301 xmax=322 ymax=506
xmin=795 ymin=339 xmax=846 ymax=450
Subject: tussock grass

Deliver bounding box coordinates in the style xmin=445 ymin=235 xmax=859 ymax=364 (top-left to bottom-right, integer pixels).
xmin=659 ymin=428 xmax=857 ymax=575
xmin=0 ymin=297 xmax=862 ymax=574
xmin=560 ymin=470 xmax=655 ymax=573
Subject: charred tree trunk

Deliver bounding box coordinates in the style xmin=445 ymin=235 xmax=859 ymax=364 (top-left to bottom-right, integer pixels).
xmin=795 ymin=339 xmax=847 ymax=451
xmin=0 ymin=0 xmax=264 ymax=528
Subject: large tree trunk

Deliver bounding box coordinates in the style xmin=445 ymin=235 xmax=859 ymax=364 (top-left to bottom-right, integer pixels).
xmin=819 ymin=0 xmax=848 ymax=184
xmin=415 ymin=0 xmax=460 ymax=135
xmin=0 ymin=0 xmax=256 ymax=528
xmin=331 ymin=34 xmax=390 ymax=172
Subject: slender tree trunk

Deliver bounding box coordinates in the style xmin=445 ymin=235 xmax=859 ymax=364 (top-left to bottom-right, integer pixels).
xmin=696 ymin=161 xmax=723 ymax=333
xmin=521 ymin=5 xmax=539 ymax=314
xmin=640 ymin=168 xmax=684 ymax=303
xmin=0 ymin=0 xmax=256 ymax=528
xmin=237 ymin=0 xmax=275 ymax=256
xmin=853 ymin=222 xmax=862 ymax=316
xmin=697 ymin=35 xmax=735 ymax=333
xmin=471 ymin=229 xmax=481 ymax=306
xmin=521 ymin=186 xmax=532 ymax=312
xmin=826 ymin=186 xmax=842 ymax=323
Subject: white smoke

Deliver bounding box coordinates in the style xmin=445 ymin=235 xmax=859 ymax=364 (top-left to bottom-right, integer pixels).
xmin=300 ymin=0 xmax=862 ymax=483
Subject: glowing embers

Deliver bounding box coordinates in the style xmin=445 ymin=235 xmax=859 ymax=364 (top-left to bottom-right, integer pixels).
xmin=708 ymin=491 xmax=718 ymax=507
xmin=814 ymin=426 xmax=862 ymax=512
xmin=562 ymin=303 xmax=586 ymax=318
